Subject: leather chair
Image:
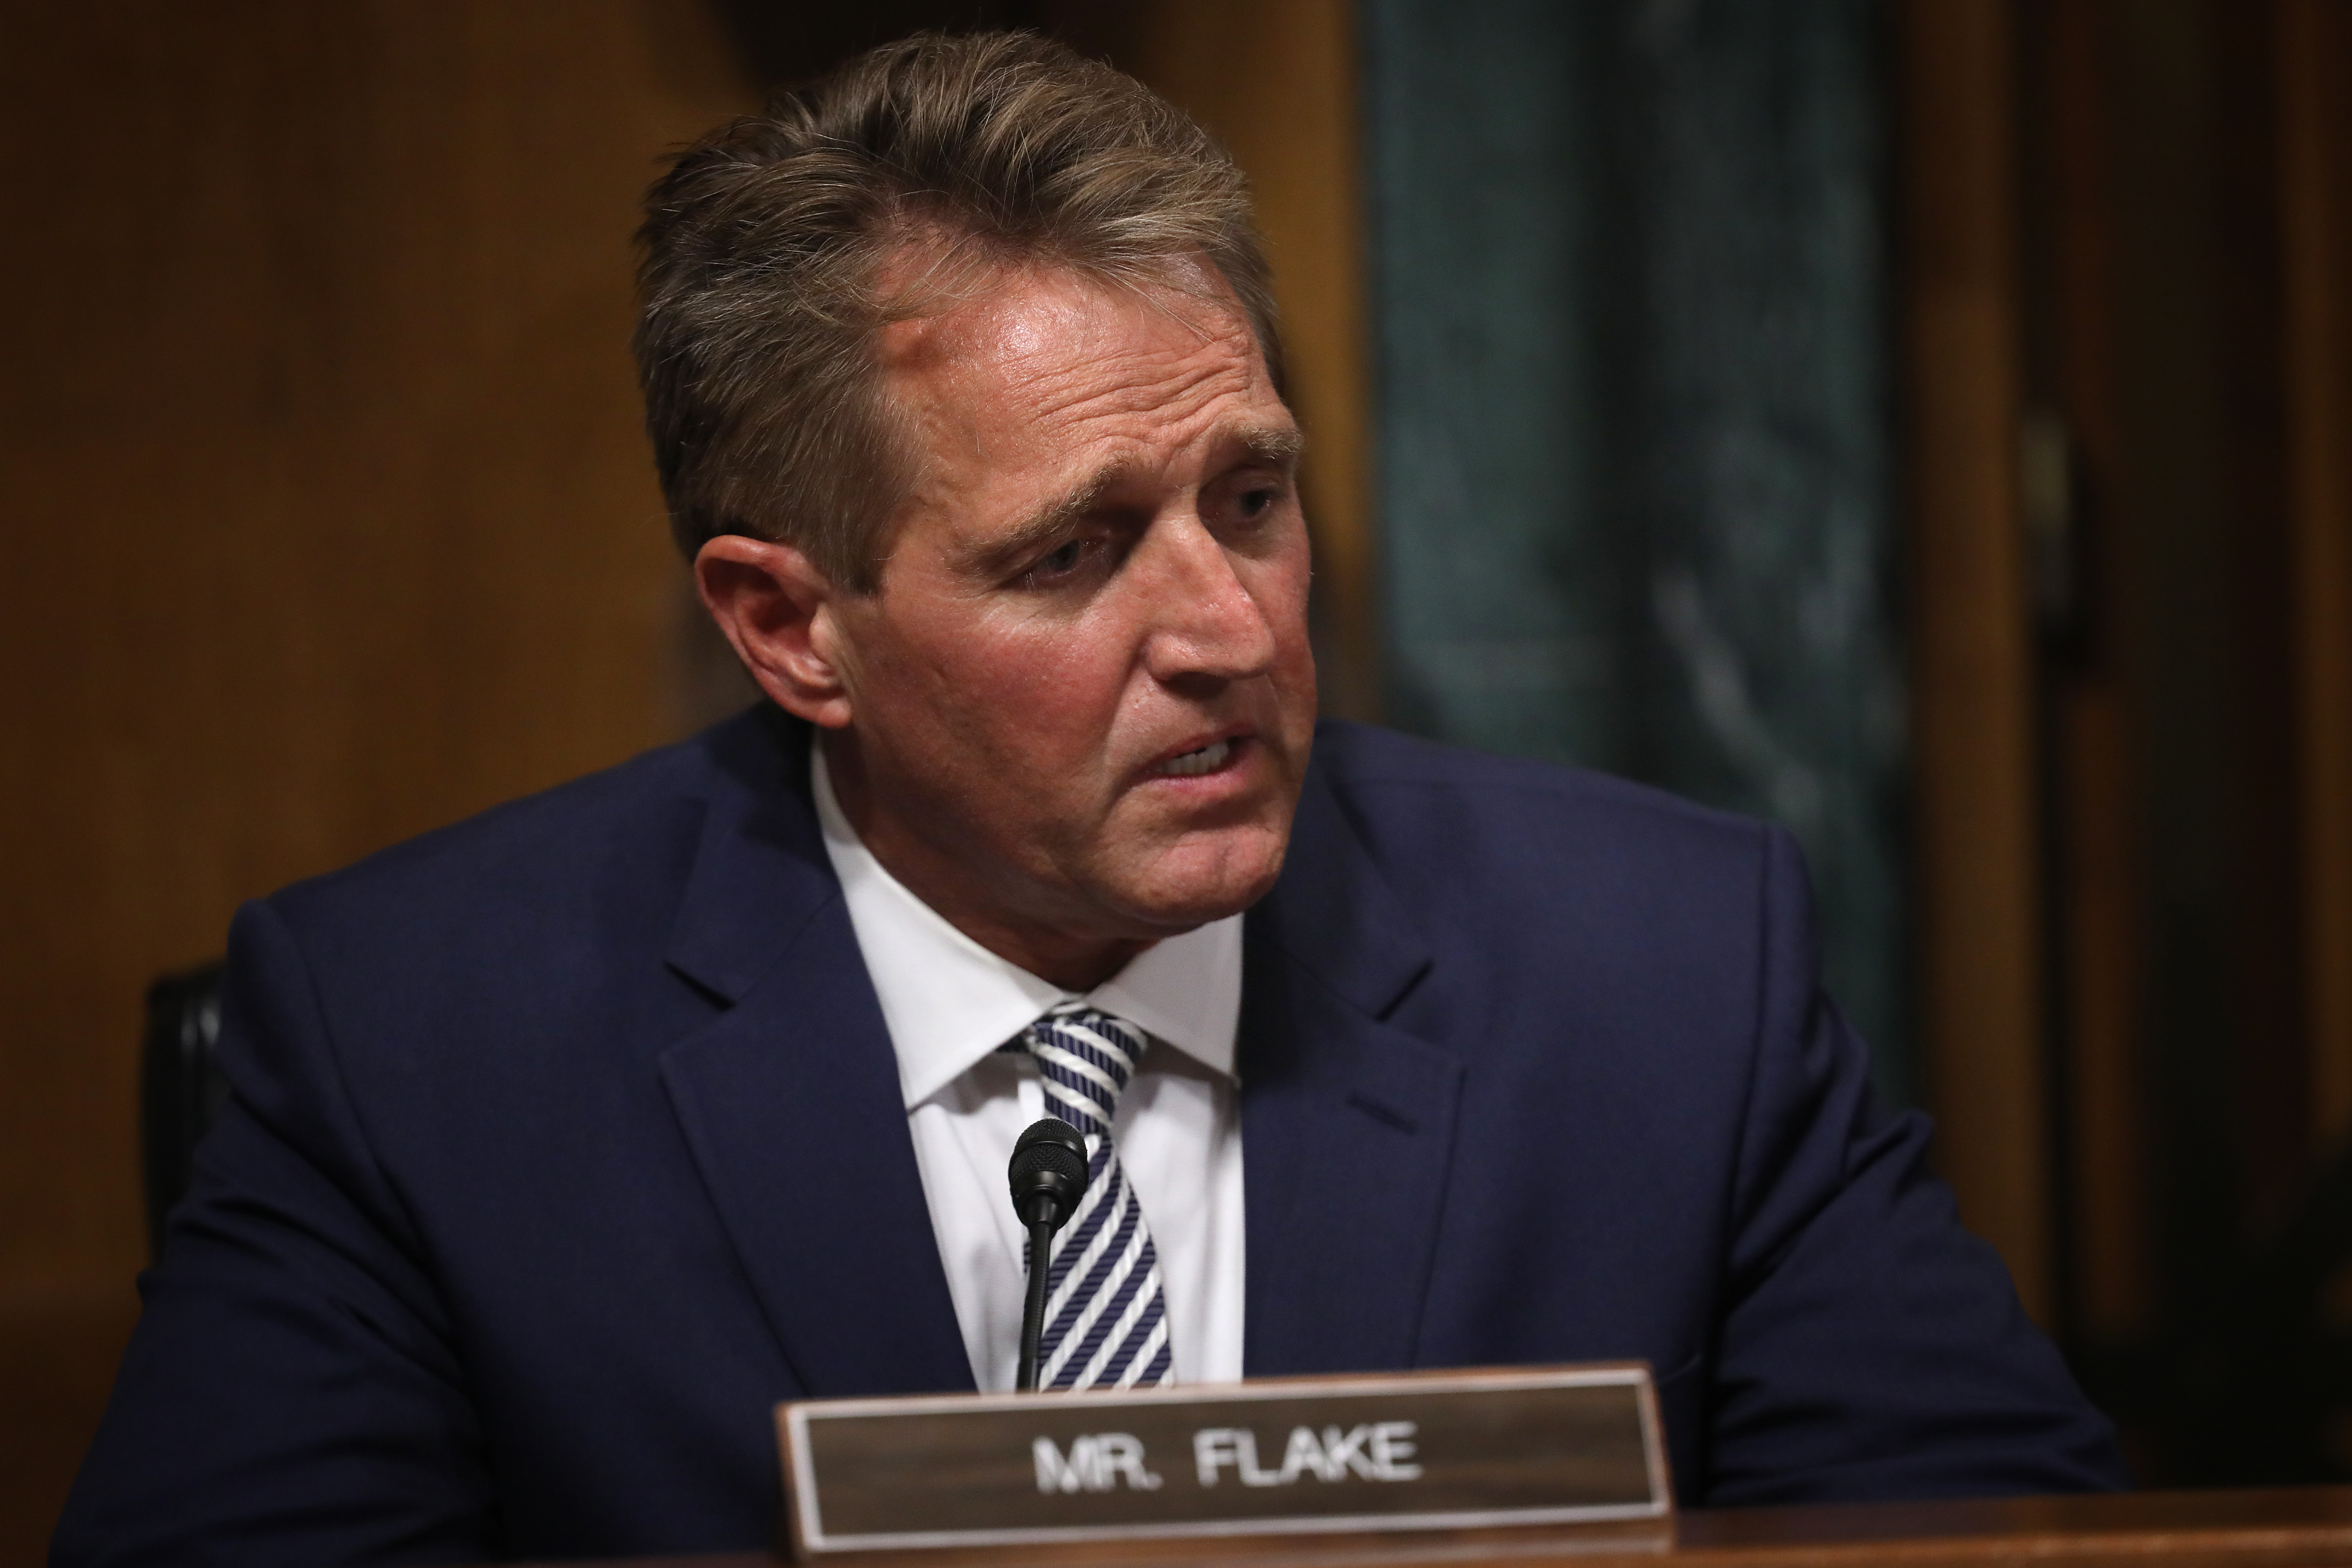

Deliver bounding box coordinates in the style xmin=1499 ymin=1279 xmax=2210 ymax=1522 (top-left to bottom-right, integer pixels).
xmin=141 ymin=962 xmax=228 ymax=1259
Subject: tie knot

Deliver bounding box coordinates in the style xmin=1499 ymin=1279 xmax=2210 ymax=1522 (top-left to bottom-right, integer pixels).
xmin=1017 ymin=1005 xmax=1146 ymax=1141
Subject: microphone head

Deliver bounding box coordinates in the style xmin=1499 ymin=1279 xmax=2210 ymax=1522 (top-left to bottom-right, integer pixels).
xmin=1008 ymin=1117 xmax=1090 ymax=1231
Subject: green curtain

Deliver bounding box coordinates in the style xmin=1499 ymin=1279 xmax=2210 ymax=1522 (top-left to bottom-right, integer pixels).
xmin=1366 ymin=0 xmax=1909 ymax=1102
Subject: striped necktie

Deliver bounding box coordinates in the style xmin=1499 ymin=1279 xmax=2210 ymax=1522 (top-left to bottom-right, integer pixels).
xmin=1006 ymin=1004 xmax=1176 ymax=1390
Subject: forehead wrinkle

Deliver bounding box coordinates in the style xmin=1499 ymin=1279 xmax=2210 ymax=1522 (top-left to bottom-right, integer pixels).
xmin=992 ymin=293 xmax=1259 ymax=414
xmin=888 ymin=271 xmax=1266 ymax=456
xmin=1007 ymin=336 xmax=1255 ymax=433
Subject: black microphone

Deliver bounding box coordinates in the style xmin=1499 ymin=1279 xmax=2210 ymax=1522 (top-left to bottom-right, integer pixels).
xmin=1008 ymin=1116 xmax=1090 ymax=1392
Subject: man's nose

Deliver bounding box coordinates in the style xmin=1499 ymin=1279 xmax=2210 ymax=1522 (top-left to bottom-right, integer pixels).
xmin=1135 ymin=515 xmax=1278 ymax=685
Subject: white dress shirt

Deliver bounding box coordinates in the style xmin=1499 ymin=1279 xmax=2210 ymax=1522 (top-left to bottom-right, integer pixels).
xmin=811 ymin=744 xmax=1247 ymax=1391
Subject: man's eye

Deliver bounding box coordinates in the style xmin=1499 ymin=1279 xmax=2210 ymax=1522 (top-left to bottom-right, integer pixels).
xmin=1032 ymin=540 xmax=1086 ymax=578
xmin=1238 ymin=486 xmax=1280 ymax=517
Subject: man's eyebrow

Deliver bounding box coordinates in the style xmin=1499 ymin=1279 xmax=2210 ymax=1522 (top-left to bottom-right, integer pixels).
xmin=958 ymin=467 xmax=1120 ymax=578
xmin=1229 ymin=424 xmax=1306 ymax=468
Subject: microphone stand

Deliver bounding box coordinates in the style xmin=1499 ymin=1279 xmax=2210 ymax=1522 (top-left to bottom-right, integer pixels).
xmin=1017 ymin=1211 xmax=1057 ymax=1393
xmin=1007 ymin=1117 xmax=1090 ymax=1393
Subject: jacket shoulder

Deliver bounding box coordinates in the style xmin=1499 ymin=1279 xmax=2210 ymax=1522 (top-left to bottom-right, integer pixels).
xmin=1308 ymin=719 xmax=1774 ymax=864
xmin=259 ymin=705 xmax=791 ymax=960
xmin=1298 ymin=721 xmax=1795 ymax=1016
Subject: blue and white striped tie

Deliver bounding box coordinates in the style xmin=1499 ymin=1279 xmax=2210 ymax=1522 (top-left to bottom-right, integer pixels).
xmin=1006 ymin=1004 xmax=1175 ymax=1390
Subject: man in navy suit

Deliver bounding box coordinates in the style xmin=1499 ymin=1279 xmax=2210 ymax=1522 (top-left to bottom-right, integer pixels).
xmin=56 ymin=30 xmax=2126 ymax=1567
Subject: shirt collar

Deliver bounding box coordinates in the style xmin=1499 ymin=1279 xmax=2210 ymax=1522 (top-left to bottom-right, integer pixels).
xmin=812 ymin=741 xmax=1242 ymax=1110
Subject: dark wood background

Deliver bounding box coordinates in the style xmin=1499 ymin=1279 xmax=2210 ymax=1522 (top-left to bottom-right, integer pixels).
xmin=1906 ymin=0 xmax=2352 ymax=1485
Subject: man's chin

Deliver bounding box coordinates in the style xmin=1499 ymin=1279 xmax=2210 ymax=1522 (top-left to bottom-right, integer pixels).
xmin=1108 ymin=829 xmax=1292 ymax=932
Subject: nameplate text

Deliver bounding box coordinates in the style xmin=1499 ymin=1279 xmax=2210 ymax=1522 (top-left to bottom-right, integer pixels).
xmin=777 ymin=1363 xmax=1669 ymax=1556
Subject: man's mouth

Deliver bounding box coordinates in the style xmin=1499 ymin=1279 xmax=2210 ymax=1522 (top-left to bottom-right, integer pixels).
xmin=1152 ymin=738 xmax=1233 ymax=778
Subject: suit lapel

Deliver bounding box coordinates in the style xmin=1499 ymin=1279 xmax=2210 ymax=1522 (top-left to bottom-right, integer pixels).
xmin=1240 ymin=758 xmax=1463 ymax=1377
xmin=658 ymin=710 xmax=975 ymax=1398
xmin=652 ymin=712 xmax=1461 ymax=1391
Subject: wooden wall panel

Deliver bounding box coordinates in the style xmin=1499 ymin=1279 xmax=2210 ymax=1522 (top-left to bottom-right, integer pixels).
xmin=1900 ymin=0 xmax=2052 ymax=1323
xmin=2023 ymin=0 xmax=2153 ymax=1347
xmin=2279 ymin=0 xmax=2352 ymax=1146
xmin=2000 ymin=0 xmax=2352 ymax=1481
xmin=0 ymin=3 xmax=753 ymax=1555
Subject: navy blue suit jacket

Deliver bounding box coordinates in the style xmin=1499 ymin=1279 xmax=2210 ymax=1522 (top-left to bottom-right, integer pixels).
xmin=56 ymin=708 xmax=2125 ymax=1565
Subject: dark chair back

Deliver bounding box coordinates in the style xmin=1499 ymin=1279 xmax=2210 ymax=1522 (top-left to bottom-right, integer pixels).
xmin=141 ymin=963 xmax=228 ymax=1258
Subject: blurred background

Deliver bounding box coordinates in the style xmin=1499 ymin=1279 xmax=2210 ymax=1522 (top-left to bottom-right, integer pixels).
xmin=2 ymin=0 xmax=2349 ymax=1558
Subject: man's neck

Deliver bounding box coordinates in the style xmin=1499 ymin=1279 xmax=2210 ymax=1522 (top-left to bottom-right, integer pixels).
xmin=817 ymin=730 xmax=1153 ymax=993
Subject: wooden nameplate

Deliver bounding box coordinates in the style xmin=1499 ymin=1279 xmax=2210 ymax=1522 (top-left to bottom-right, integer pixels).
xmin=776 ymin=1363 xmax=1671 ymax=1559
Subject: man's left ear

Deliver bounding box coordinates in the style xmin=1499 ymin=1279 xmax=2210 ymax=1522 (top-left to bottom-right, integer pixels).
xmin=693 ymin=534 xmax=856 ymax=729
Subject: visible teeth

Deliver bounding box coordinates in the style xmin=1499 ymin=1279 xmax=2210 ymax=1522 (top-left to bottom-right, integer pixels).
xmin=1157 ymin=739 xmax=1231 ymax=777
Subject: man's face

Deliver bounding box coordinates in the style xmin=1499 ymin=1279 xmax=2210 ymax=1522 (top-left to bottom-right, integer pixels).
xmin=822 ymin=264 xmax=1316 ymax=976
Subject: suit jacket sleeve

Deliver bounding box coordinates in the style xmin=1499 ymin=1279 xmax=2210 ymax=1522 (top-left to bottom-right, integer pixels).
xmin=51 ymin=898 xmax=496 ymax=1567
xmin=1695 ymin=825 xmax=2128 ymax=1502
